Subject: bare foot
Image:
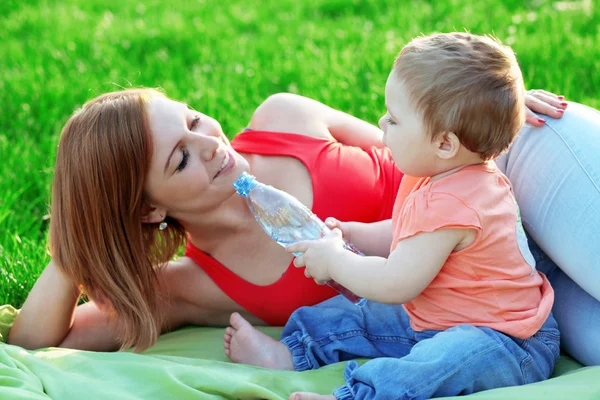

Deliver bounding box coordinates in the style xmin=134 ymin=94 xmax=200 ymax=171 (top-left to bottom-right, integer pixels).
xmin=289 ymin=392 xmax=336 ymax=400
xmin=223 ymin=312 xmax=294 ymax=370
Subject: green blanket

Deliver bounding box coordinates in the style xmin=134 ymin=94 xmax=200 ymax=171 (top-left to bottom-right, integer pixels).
xmin=1 ymin=305 xmax=598 ymax=399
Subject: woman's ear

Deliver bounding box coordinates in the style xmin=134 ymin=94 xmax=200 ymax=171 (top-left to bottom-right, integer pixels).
xmin=140 ymin=202 xmax=167 ymax=224
xmin=435 ymin=132 xmax=461 ymax=160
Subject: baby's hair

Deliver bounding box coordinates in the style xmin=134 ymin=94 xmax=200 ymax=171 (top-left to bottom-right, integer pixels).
xmin=394 ymin=32 xmax=525 ymax=160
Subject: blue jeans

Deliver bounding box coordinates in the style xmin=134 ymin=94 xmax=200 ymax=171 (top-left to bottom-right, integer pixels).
xmin=496 ymin=102 xmax=600 ymax=366
xmin=282 ymin=296 xmax=560 ymax=400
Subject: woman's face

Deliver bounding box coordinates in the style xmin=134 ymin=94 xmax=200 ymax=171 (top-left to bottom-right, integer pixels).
xmin=144 ymin=96 xmax=249 ymax=220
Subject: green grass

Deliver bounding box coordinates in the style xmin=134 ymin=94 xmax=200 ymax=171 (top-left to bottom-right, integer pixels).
xmin=1 ymin=0 xmax=598 ymax=307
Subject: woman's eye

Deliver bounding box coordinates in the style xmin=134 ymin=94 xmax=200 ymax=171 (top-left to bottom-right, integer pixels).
xmin=190 ymin=116 xmax=200 ymax=130
xmin=386 ymin=117 xmax=396 ymax=125
xmin=176 ymin=149 xmax=189 ymax=172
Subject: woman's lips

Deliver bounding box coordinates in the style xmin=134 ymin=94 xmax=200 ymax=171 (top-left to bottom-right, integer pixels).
xmin=214 ymin=150 xmax=235 ymax=179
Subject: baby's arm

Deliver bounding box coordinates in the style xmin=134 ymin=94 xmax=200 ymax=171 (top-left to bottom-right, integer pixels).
xmin=326 ymin=218 xmax=392 ymax=257
xmin=289 ymin=228 xmax=470 ymax=304
xmin=335 ymin=229 xmax=468 ymax=303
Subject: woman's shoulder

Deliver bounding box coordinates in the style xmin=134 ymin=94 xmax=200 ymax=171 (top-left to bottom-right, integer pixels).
xmin=246 ymin=93 xmax=335 ymax=140
xmin=159 ymin=257 xmax=239 ymax=325
xmin=161 ymin=257 xmax=217 ymax=299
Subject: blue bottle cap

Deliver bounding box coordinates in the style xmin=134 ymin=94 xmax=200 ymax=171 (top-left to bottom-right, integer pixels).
xmin=233 ymin=171 xmax=258 ymax=197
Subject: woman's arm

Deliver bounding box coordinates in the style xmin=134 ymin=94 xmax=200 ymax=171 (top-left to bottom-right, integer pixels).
xmin=57 ymin=260 xmax=211 ymax=351
xmin=249 ymin=93 xmax=384 ymax=150
xmin=7 ymin=259 xmax=130 ymax=351
xmin=7 ymin=260 xmax=81 ymax=349
xmin=57 ymin=301 xmax=122 ymax=351
xmin=7 ymin=257 xmax=226 ymax=351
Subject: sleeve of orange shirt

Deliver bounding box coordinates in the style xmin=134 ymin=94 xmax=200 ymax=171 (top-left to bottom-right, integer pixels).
xmin=393 ymin=191 xmax=482 ymax=249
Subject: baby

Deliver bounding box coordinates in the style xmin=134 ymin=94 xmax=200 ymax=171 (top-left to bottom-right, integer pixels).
xmin=224 ymin=32 xmax=559 ymax=400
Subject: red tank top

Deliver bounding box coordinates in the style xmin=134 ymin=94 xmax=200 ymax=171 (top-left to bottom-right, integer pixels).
xmin=184 ymin=130 xmax=403 ymax=325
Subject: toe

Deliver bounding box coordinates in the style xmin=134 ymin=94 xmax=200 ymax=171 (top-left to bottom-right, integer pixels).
xmin=229 ymin=312 xmax=250 ymax=330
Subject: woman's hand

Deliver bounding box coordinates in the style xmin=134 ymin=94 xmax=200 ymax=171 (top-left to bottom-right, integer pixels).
xmin=525 ymin=90 xmax=568 ymax=126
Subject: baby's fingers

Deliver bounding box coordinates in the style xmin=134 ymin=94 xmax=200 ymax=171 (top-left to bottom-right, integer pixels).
xmin=324 ymin=228 xmax=343 ymax=239
xmin=286 ymin=241 xmax=309 ymax=254
xmin=325 ymin=217 xmax=341 ymax=229
xmin=293 ymin=254 xmax=306 ymax=268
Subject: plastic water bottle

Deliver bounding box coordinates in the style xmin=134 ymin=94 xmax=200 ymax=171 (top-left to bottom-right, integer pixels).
xmin=233 ymin=172 xmax=366 ymax=306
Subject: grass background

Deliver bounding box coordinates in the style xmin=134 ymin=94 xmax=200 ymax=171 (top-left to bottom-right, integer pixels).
xmin=1 ymin=0 xmax=598 ymax=307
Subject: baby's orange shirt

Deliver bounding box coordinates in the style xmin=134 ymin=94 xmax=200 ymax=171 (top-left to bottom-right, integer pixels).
xmin=391 ymin=163 xmax=553 ymax=339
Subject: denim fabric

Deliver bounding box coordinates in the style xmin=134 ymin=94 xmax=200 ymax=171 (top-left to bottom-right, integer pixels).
xmin=282 ymin=296 xmax=559 ymax=400
xmin=496 ymin=102 xmax=600 ymax=366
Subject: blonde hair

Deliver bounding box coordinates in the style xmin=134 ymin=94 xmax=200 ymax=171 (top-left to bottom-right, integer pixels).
xmin=393 ymin=32 xmax=525 ymax=160
xmin=49 ymin=88 xmax=186 ymax=351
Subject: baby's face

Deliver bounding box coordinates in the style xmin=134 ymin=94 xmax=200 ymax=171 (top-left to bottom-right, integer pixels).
xmin=379 ymin=73 xmax=439 ymax=177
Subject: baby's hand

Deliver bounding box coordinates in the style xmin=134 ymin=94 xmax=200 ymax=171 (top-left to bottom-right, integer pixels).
xmin=286 ymin=229 xmax=346 ymax=284
xmin=325 ymin=217 xmax=352 ymax=242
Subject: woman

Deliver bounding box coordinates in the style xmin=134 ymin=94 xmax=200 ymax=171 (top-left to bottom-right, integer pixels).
xmin=495 ymin=99 xmax=600 ymax=366
xmin=7 ymin=89 xmax=599 ymax=366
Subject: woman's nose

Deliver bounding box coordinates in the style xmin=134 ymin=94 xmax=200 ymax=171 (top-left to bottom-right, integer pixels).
xmin=194 ymin=133 xmax=221 ymax=161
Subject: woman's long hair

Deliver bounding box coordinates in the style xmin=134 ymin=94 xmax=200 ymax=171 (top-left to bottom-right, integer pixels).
xmin=49 ymin=88 xmax=186 ymax=351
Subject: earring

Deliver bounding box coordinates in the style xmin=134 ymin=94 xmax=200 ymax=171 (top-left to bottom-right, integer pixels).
xmin=159 ymin=221 xmax=168 ymax=231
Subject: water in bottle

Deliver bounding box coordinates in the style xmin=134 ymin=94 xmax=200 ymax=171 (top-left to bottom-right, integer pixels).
xmin=233 ymin=172 xmax=366 ymax=305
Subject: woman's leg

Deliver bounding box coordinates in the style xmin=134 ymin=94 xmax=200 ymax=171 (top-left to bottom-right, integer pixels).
xmin=528 ymin=239 xmax=600 ymax=366
xmin=496 ymin=102 xmax=600 ymax=365
xmin=281 ymin=295 xmax=416 ymax=371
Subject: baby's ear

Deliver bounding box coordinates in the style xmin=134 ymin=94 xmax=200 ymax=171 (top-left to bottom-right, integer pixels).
xmin=435 ymin=132 xmax=460 ymax=160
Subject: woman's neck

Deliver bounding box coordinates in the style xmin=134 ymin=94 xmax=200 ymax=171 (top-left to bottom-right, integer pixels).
xmin=181 ymin=193 xmax=258 ymax=254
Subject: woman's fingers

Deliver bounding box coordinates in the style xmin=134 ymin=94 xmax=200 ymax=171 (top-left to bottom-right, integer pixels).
xmin=529 ymin=89 xmax=561 ymax=100
xmin=525 ymin=90 xmax=567 ymax=123
xmin=529 ymin=91 xmax=568 ymax=110
xmin=526 ymin=108 xmax=546 ymax=127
